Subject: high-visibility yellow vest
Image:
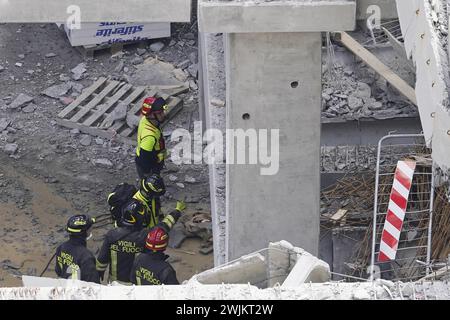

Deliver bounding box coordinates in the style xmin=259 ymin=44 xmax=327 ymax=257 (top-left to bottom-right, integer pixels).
xmin=136 ymin=117 xmax=166 ymax=162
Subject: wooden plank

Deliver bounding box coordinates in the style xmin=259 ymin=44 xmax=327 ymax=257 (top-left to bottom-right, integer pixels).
xmin=120 ymin=116 xmax=139 ymax=137
xmin=83 ymin=84 xmax=133 ymax=126
xmin=330 ymin=209 xmax=348 ymax=222
xmin=339 ymin=32 xmax=417 ymax=105
xmin=147 ymin=85 xmax=189 ymax=97
xmin=100 ymin=86 xmax=144 ymax=131
xmin=58 ymin=77 xmax=107 ymax=118
xmin=107 ymin=88 xmax=149 ymax=134
xmin=70 ymin=80 xmax=120 ymax=122
xmin=121 ymin=86 xmax=146 ymax=106
xmin=110 ymin=120 xmax=126 ymax=133
xmin=56 ymin=118 xmax=115 ymax=140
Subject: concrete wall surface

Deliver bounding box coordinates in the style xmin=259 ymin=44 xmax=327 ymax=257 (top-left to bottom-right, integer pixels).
xmin=199 ymin=0 xmax=356 ymax=33
xmin=356 ymin=0 xmax=398 ymax=20
xmin=226 ymin=32 xmax=322 ymax=260
xmin=396 ymin=0 xmax=450 ymax=172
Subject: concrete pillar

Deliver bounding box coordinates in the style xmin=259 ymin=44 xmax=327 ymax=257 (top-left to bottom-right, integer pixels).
xmin=226 ymin=31 xmax=322 ymax=259
xmin=199 ymin=0 xmax=356 ymax=265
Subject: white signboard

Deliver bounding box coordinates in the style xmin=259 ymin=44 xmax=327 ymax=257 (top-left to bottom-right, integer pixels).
xmin=64 ymin=22 xmax=171 ymax=47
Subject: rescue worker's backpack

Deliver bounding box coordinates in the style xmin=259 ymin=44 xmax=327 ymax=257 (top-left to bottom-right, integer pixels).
xmin=107 ymin=183 xmax=137 ymax=222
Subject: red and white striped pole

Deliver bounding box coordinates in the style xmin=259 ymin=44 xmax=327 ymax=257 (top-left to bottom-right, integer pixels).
xmin=378 ymin=160 xmax=416 ymax=262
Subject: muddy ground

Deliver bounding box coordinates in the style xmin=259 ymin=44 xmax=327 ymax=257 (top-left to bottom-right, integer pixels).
xmin=0 ymin=22 xmax=213 ymax=287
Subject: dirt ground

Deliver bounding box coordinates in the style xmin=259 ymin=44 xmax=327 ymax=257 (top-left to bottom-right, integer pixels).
xmin=0 ymin=22 xmax=213 ymax=287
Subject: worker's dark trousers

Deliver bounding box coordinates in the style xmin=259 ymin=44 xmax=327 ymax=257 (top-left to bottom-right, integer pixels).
xmin=135 ymin=161 xmax=163 ymax=180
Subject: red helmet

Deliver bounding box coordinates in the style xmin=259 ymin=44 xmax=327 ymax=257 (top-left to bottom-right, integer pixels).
xmin=145 ymin=227 xmax=168 ymax=252
xmin=141 ymin=97 xmax=167 ymax=116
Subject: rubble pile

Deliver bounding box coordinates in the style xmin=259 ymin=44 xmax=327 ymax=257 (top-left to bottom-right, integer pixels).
xmin=321 ymin=145 xmax=378 ymax=172
xmin=322 ymin=62 xmax=418 ymax=120
xmin=0 ymin=23 xmax=213 ymax=286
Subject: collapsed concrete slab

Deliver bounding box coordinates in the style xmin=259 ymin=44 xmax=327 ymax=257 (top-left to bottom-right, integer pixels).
xmin=189 ymin=253 xmax=268 ymax=287
xmin=188 ymin=241 xmax=330 ymax=288
xmin=277 ymin=241 xmax=330 ymax=286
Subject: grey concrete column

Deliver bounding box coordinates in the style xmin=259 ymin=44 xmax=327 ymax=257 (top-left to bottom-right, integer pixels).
xmin=199 ymin=0 xmax=356 ymax=264
xmin=226 ymin=32 xmax=322 ymax=259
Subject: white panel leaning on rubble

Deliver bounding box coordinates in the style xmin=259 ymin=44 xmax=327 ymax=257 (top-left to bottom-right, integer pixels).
xmin=187 ymin=240 xmax=331 ymax=287
xmin=396 ymin=0 xmax=450 ymax=172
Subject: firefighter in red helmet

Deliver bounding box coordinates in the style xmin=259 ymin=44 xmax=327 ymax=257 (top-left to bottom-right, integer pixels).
xmin=130 ymin=226 xmax=179 ymax=285
xmin=135 ymin=96 xmax=168 ymax=179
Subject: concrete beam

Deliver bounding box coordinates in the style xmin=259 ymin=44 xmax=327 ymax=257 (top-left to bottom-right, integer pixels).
xmin=0 ymin=0 xmax=192 ymax=22
xmin=199 ymin=0 xmax=356 ymax=33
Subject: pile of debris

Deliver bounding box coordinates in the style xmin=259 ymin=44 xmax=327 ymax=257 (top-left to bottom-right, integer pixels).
xmin=322 ymin=61 xmax=418 ymax=121
xmin=169 ymin=211 xmax=213 ymax=255
xmin=321 ymin=145 xmax=378 ymax=172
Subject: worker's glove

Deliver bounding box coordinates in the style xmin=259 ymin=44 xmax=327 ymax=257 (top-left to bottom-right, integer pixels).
xmin=175 ymin=200 xmax=186 ymax=212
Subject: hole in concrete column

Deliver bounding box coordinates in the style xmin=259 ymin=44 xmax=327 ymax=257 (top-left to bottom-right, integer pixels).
xmin=242 ymin=113 xmax=250 ymax=120
xmin=291 ymin=81 xmax=299 ymax=88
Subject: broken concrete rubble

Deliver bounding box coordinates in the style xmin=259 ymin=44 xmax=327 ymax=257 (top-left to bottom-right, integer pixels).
xmin=71 ymin=63 xmax=87 ymax=80
xmin=0 ymin=118 xmax=11 ymax=131
xmin=149 ymin=42 xmax=165 ymax=52
xmin=0 ymin=275 xmax=446 ymax=300
xmin=8 ymin=94 xmax=33 ymax=110
xmin=3 ymin=143 xmax=18 ymax=155
xmin=41 ymin=83 xmax=72 ymax=99
xmin=322 ymin=58 xmax=418 ymax=120
xmin=188 ymin=241 xmax=330 ymax=288
xmin=21 ymin=104 xmax=36 ymax=113
xmin=79 ymin=135 xmax=92 ymax=147
xmin=92 ymin=158 xmax=113 ymax=168
xmin=99 ymin=102 xmax=127 ymax=128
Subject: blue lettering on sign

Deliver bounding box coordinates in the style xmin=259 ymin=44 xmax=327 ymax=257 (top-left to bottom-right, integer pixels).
xmin=96 ymin=25 xmax=144 ymax=37
xmin=99 ymin=22 xmax=127 ymax=26
xmin=105 ymin=36 xmax=149 ymax=45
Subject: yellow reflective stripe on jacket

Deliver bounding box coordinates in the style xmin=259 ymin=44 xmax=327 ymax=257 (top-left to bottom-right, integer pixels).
xmin=71 ymin=270 xmax=78 ymax=280
xmin=136 ymin=276 xmax=141 ymax=285
xmin=110 ymin=250 xmax=118 ymax=282
xmin=136 ymin=117 xmax=162 ymax=156
xmin=96 ymin=259 xmax=108 ymax=271
xmin=107 ymin=192 xmax=114 ymax=203
xmin=162 ymin=214 xmax=175 ymax=229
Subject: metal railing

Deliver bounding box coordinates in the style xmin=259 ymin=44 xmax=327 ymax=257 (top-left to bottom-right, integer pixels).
xmin=369 ymin=133 xmax=434 ymax=281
